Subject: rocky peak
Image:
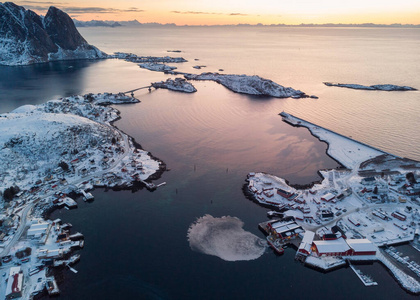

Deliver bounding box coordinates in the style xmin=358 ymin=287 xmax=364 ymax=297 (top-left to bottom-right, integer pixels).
xmin=0 ymin=2 xmax=106 ymax=66
xmin=44 ymin=6 xmax=88 ymax=51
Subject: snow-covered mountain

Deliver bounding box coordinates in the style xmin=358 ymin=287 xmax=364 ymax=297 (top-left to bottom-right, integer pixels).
xmin=73 ymin=19 xmax=122 ymax=28
xmin=0 ymin=2 xmax=106 ymax=66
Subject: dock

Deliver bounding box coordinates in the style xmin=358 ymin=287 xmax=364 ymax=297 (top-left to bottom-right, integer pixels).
xmin=139 ymin=180 xmax=156 ymax=191
xmin=46 ymin=277 xmax=60 ymax=296
xmin=62 ymin=197 xmax=77 ymax=208
xmin=80 ymin=189 xmax=94 ymax=201
xmin=349 ymin=262 xmax=378 ymax=286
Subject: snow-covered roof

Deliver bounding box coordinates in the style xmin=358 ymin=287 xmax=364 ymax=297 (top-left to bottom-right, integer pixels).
xmin=6 ymin=266 xmax=23 ymax=296
xmin=314 ymin=238 xmax=350 ymax=254
xmin=321 ymin=193 xmax=335 ymax=200
xmin=302 ymin=230 xmax=315 ymax=244
xmin=346 ymin=239 xmax=376 ymax=252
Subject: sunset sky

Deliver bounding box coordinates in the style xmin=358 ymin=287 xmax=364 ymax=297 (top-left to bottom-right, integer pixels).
xmin=15 ymin=0 xmax=420 ymax=25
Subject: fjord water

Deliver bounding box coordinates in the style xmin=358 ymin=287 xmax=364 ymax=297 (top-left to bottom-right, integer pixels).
xmin=1 ymin=27 xmax=419 ymax=299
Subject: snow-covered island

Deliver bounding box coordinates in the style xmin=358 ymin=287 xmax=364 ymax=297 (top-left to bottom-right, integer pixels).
xmin=139 ymin=62 xmax=177 ymax=72
xmin=246 ymin=112 xmax=420 ymax=294
xmin=110 ymin=52 xmax=187 ymax=64
xmin=0 ymin=3 xmax=106 ymax=66
xmin=184 ymin=72 xmax=310 ymax=98
xmin=324 ymin=82 xmax=417 ymax=91
xmin=151 ymin=78 xmax=197 ymax=93
xmin=0 ymin=93 xmax=165 ymax=299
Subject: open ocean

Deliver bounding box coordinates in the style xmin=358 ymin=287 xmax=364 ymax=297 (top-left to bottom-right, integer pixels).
xmin=0 ymin=26 xmax=419 ymax=299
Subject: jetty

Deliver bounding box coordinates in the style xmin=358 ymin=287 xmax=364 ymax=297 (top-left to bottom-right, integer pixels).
xmin=349 ymin=262 xmax=378 ymax=286
xmin=280 ymin=112 xmax=396 ymax=159
xmin=80 ymin=189 xmax=94 ymax=201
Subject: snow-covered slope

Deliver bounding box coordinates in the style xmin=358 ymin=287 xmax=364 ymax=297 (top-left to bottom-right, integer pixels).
xmin=185 ymin=72 xmax=307 ymax=98
xmin=0 ymin=3 xmax=106 ymax=66
xmin=0 ymin=93 xmax=162 ymax=193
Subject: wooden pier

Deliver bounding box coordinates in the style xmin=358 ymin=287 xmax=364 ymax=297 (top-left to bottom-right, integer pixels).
xmin=349 ymin=262 xmax=378 ymax=286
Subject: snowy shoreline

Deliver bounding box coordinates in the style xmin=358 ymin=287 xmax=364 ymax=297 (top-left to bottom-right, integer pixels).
xmin=246 ymin=112 xmax=420 ymax=294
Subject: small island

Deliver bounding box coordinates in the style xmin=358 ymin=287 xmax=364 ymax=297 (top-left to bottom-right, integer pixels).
xmin=185 ymin=72 xmax=310 ymax=98
xmin=324 ymin=82 xmax=417 ymax=91
xmin=152 ymin=78 xmax=197 ymax=93
xmin=139 ymin=62 xmax=177 ymax=72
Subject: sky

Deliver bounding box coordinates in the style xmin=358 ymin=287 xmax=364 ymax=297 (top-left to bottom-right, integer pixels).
xmin=14 ymin=0 xmax=420 ymax=25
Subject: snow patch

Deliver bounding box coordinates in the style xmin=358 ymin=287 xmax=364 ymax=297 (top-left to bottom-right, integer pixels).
xmin=187 ymin=215 xmax=266 ymax=261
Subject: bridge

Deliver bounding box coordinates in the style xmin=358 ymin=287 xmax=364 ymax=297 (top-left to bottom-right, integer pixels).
xmin=124 ymin=85 xmax=152 ymax=94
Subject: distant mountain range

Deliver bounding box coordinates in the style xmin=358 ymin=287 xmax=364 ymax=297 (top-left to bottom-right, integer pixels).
xmin=72 ymin=19 xmax=419 ymax=28
xmin=0 ymin=2 xmax=105 ymax=66
xmin=73 ymin=19 xmax=177 ymax=27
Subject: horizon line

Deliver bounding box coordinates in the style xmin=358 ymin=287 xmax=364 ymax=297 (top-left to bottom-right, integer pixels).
xmin=72 ymin=19 xmax=420 ymax=27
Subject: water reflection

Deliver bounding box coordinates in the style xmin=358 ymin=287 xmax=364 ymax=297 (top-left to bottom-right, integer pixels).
xmin=0 ymin=60 xmax=101 ymax=112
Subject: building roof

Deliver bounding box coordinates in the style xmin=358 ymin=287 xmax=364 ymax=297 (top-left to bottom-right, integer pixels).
xmin=6 ymin=267 xmax=23 ymax=296
xmin=321 ymin=193 xmax=335 ymax=200
xmin=302 ymin=230 xmax=315 ymax=244
xmin=314 ymin=238 xmax=350 ymax=254
xmin=346 ymin=239 xmax=377 ymax=252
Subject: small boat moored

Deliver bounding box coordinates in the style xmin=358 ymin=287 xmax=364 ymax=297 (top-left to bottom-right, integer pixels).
xmin=267 ymin=235 xmax=284 ymax=254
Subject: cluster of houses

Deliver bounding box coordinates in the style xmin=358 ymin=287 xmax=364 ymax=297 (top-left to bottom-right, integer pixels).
xmin=1 ymin=218 xmax=84 ymax=299
xmin=358 ymin=173 xmax=420 ymax=204
xmin=263 ymin=219 xmax=377 ymax=262
xmin=247 ymin=172 xmax=352 ymax=224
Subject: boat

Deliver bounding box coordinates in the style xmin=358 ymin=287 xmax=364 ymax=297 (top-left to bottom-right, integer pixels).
xmin=69 ymin=232 xmax=84 ymax=241
xmin=267 ymin=211 xmax=283 ymax=218
xmin=267 ymin=235 xmax=284 ymax=254
xmin=61 ymin=223 xmax=72 ymax=230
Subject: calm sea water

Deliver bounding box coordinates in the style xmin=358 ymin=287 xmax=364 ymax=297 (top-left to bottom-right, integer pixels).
xmin=0 ymin=27 xmax=419 ymax=299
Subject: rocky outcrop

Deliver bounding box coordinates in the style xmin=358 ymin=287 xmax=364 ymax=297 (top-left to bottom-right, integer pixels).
xmin=185 ymin=72 xmax=308 ymax=98
xmin=323 ymin=82 xmax=416 ymax=91
xmin=0 ymin=2 xmax=106 ymax=66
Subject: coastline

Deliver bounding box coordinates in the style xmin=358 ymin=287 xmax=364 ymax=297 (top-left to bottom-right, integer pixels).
xmin=244 ymin=112 xmax=420 ymax=294
xmin=0 ymin=92 xmax=166 ymax=300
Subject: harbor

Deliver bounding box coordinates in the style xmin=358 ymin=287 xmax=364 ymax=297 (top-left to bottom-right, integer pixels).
xmin=248 ymin=112 xmax=420 ymax=293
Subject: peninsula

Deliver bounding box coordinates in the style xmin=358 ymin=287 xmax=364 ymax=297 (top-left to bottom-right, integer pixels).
xmin=246 ymin=112 xmax=420 ymax=293
xmin=0 ymin=93 xmax=165 ymax=299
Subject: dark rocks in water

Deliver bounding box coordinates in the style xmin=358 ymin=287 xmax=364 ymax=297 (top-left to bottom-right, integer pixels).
xmin=323 ymin=82 xmax=416 ymax=91
xmin=0 ymin=2 xmax=106 ymax=65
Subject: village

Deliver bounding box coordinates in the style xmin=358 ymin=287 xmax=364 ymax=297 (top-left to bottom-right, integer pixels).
xmin=246 ymin=112 xmax=420 ymax=293
xmin=0 ymin=93 xmax=164 ymax=299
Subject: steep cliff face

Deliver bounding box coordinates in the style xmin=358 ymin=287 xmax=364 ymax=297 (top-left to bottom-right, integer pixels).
xmin=0 ymin=2 xmax=106 ymax=66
